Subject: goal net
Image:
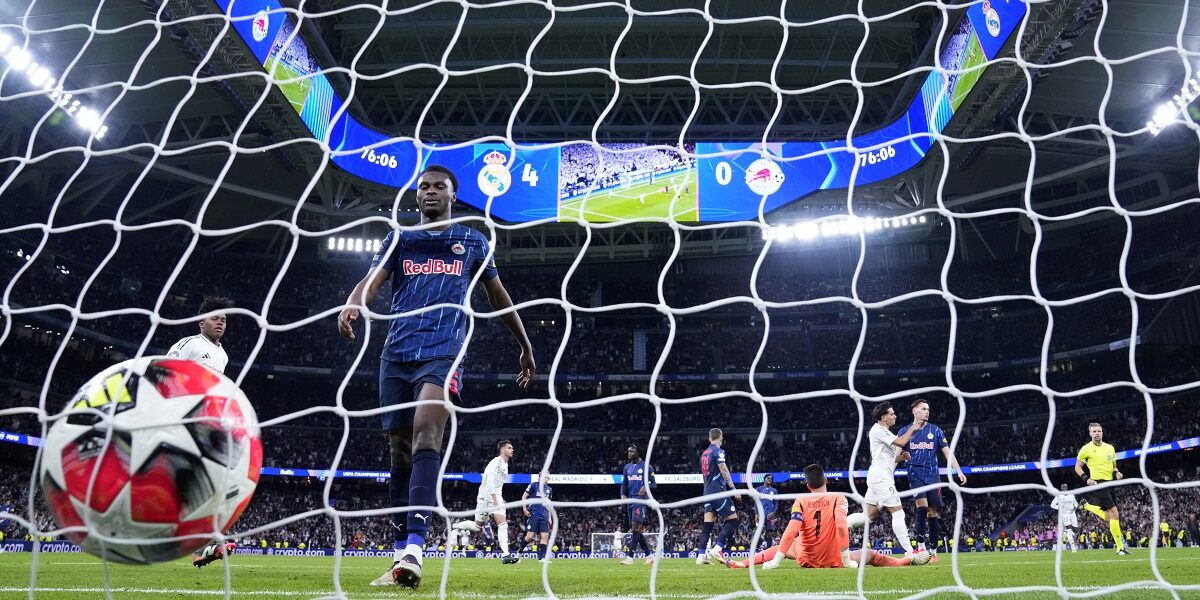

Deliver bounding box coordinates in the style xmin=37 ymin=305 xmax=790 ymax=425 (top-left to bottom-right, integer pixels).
xmin=1 ymin=0 xmax=1199 ymax=599
xmin=590 ymin=531 xmax=662 ymax=558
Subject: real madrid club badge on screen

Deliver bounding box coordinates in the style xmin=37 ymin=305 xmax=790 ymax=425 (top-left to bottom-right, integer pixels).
xmin=478 ymin=150 xmax=512 ymax=197
xmin=982 ymin=1 xmax=1001 ymax=37
xmin=744 ymin=157 xmax=785 ymax=196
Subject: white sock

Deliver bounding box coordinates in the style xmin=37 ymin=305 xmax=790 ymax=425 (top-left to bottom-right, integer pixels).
xmin=404 ymin=543 xmax=424 ymax=564
xmin=890 ymin=511 xmax=914 ymax=554
xmin=847 ymin=512 xmax=868 ymax=529
xmin=393 ymin=547 xmax=405 ymax=562
xmin=498 ymin=523 xmax=509 ymax=554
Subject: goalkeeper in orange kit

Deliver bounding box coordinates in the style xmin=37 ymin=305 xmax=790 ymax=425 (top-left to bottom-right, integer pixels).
xmin=729 ymin=464 xmax=930 ymax=569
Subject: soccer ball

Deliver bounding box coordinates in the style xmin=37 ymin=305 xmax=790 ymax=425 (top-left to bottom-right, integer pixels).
xmin=910 ymin=549 xmax=932 ymax=565
xmin=39 ymin=357 xmax=262 ymax=564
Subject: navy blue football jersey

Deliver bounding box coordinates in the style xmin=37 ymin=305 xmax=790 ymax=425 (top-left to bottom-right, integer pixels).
xmin=524 ymin=481 xmax=552 ymax=518
xmin=622 ymin=460 xmax=654 ymax=498
xmin=897 ymin=422 xmax=948 ymax=477
xmin=700 ymin=443 xmax=728 ymax=495
xmin=370 ymin=224 xmax=497 ymax=362
xmin=756 ymin=484 xmax=778 ymax=515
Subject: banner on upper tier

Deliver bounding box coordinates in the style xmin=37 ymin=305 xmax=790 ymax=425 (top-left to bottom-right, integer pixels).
xmin=3 ymin=431 xmax=1194 ymax=483
xmin=210 ymin=0 xmax=1026 ymax=222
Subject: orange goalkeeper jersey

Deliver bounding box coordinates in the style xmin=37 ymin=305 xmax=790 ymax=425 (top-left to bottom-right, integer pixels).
xmin=789 ymin=492 xmax=849 ymax=568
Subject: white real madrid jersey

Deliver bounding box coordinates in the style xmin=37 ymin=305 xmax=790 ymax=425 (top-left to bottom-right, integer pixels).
xmin=166 ymin=334 xmax=229 ymax=374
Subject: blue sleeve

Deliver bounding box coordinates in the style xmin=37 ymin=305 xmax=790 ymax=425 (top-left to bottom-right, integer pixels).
xmin=620 ymin=468 xmax=628 ymax=496
xmin=897 ymin=424 xmax=910 ymax=439
xmin=936 ymin=425 xmax=949 ymax=451
xmin=525 ymin=483 xmax=534 ymax=496
xmin=648 ymin=463 xmax=656 ymax=489
xmin=475 ymin=230 xmax=498 ymax=281
xmin=371 ymin=230 xmax=400 ymax=271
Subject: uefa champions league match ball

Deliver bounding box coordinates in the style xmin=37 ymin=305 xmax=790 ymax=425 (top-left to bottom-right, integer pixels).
xmin=38 ymin=357 xmax=262 ymax=564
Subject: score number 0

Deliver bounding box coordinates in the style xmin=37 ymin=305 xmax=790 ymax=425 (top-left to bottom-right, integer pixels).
xmin=715 ymin=162 xmax=732 ymax=185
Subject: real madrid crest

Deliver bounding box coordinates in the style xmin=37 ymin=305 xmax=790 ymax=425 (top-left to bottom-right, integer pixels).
xmin=478 ymin=150 xmax=512 ymax=197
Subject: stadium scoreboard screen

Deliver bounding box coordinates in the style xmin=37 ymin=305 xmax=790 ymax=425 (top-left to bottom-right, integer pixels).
xmin=216 ymin=0 xmax=1027 ymax=223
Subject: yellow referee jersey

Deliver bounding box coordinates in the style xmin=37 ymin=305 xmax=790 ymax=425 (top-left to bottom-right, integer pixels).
xmin=1077 ymin=441 xmax=1117 ymax=481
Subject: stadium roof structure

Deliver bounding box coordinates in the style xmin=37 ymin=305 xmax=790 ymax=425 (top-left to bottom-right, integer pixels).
xmin=0 ymin=0 xmax=1197 ymax=242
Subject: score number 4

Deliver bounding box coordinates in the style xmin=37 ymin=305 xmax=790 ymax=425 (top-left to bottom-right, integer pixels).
xmin=522 ymin=164 xmax=539 ymax=187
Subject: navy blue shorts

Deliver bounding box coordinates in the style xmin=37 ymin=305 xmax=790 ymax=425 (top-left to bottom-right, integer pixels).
xmin=378 ymin=358 xmax=462 ymax=430
xmin=907 ymin=472 xmax=943 ymax=508
xmin=527 ymin=514 xmax=549 ymax=534
xmin=704 ymin=498 xmax=735 ymax=519
xmin=764 ymin=515 xmax=780 ymax=532
xmin=628 ymin=504 xmax=648 ymax=525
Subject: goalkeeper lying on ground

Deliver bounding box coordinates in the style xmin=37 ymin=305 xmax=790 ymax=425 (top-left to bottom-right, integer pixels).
xmin=728 ymin=463 xmax=930 ymax=570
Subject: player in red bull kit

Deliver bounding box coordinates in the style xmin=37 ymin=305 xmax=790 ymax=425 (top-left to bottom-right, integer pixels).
xmin=897 ymin=399 xmax=966 ymax=561
xmin=698 ymin=428 xmax=741 ymax=565
xmin=755 ymin=474 xmax=780 ymax=551
xmin=338 ymin=165 xmax=535 ymax=589
xmin=620 ymin=444 xmax=656 ymax=565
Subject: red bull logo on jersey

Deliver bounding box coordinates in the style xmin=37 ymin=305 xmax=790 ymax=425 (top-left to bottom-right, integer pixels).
xmin=403 ymin=259 xmax=464 ymax=276
xmin=909 ymin=441 xmax=936 ymax=451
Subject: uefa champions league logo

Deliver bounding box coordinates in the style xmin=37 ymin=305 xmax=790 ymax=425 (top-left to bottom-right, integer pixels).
xmin=744 ymin=157 xmax=784 ymax=196
xmin=478 ymin=150 xmax=512 ymax=197
xmin=251 ymin=10 xmax=269 ymax=42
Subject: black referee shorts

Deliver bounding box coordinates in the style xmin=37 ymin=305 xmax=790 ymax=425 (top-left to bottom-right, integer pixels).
xmin=1085 ymin=486 xmax=1117 ymax=511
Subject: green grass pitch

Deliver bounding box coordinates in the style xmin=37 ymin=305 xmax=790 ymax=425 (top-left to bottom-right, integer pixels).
xmin=265 ymin=56 xmax=312 ymax=116
xmin=559 ymin=172 xmax=699 ymax=222
xmin=3 ymin=550 xmax=1199 ymax=599
xmin=949 ymin=32 xmax=987 ymax=112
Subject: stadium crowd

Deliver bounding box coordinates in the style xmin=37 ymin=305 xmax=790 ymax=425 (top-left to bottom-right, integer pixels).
xmin=1 ymin=199 xmax=1198 ymax=558
xmin=558 ymin=143 xmax=696 ymax=199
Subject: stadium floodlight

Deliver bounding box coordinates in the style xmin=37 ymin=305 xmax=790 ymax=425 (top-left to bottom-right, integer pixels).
xmin=336 ymin=238 xmax=346 ymax=251
xmin=0 ymin=36 xmax=108 ymax=140
xmin=919 ymin=215 xmax=927 ymax=223
xmin=775 ymin=224 xmax=794 ymax=242
xmin=28 ymin=66 xmax=50 ymax=87
xmin=327 ymin=238 xmax=335 ymax=250
xmin=1148 ymin=77 xmax=1200 ymax=135
xmin=796 ymin=222 xmax=819 ymax=241
xmin=372 ymin=239 xmax=382 ymax=252
xmin=6 ymin=47 xmax=32 ymax=70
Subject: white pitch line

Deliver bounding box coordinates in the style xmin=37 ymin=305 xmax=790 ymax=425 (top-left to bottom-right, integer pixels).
xmin=0 ymin=585 xmax=1191 ymax=599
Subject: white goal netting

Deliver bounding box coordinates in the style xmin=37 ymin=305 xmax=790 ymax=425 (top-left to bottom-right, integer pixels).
xmin=2 ymin=0 xmax=1200 ymax=599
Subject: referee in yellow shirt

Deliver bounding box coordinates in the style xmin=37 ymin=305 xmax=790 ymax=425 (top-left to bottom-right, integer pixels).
xmin=1074 ymin=422 xmax=1130 ymax=556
